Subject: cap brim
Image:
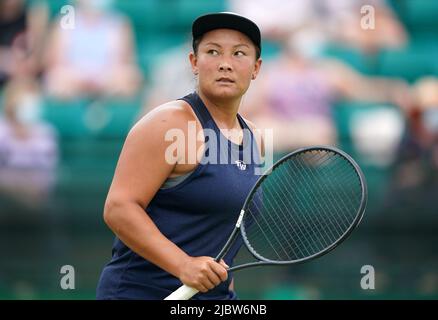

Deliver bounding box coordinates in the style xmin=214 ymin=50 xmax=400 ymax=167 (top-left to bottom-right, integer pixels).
xmin=192 ymin=12 xmax=261 ymax=52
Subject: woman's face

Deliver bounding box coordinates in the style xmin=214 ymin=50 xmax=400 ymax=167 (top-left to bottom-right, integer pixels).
xmin=190 ymin=29 xmax=262 ymax=101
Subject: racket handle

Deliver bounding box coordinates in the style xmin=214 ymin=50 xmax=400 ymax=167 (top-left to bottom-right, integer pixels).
xmin=164 ymin=285 xmax=199 ymax=300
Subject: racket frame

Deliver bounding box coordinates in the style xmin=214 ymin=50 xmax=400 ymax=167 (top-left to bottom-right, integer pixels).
xmin=215 ymin=145 xmax=367 ymax=272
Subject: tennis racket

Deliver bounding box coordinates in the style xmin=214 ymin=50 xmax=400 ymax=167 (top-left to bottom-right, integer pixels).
xmin=165 ymin=145 xmax=367 ymax=300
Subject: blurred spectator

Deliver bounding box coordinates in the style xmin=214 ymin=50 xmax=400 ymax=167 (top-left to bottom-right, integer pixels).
xmin=0 ymin=0 xmax=49 ymax=87
xmin=0 ymin=77 xmax=58 ymax=208
xmin=322 ymin=0 xmax=408 ymax=53
xmin=392 ymin=77 xmax=438 ymax=189
xmin=230 ymin=0 xmax=407 ymax=54
xmin=412 ymin=77 xmax=438 ymax=152
xmin=44 ymin=0 xmax=142 ymax=100
xmin=230 ymin=0 xmax=321 ymax=42
xmin=349 ymin=106 xmax=405 ymax=167
xmin=240 ymin=40 xmax=411 ymax=153
xmin=139 ymin=40 xmax=195 ymax=117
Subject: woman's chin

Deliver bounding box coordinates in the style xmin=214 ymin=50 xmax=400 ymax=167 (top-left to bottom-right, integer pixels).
xmin=210 ymin=86 xmax=242 ymax=100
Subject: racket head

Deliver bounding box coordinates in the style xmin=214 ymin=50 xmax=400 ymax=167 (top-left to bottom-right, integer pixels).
xmin=239 ymin=146 xmax=367 ymax=265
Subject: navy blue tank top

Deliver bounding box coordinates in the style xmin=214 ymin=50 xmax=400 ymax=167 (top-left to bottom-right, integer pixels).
xmin=96 ymin=92 xmax=261 ymax=300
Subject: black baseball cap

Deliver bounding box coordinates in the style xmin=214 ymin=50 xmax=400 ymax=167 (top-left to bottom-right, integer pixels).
xmin=192 ymin=12 xmax=262 ymax=54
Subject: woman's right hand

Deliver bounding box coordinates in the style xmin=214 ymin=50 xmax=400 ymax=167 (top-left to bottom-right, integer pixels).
xmin=178 ymin=256 xmax=229 ymax=293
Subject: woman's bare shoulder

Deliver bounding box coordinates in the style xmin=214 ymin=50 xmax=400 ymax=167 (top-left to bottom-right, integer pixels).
xmin=132 ymin=100 xmax=197 ymax=136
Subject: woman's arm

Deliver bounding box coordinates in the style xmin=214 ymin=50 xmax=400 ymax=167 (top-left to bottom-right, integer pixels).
xmin=324 ymin=59 xmax=413 ymax=111
xmin=103 ymin=102 xmax=228 ymax=293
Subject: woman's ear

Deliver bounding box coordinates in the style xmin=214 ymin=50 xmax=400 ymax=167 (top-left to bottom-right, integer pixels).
xmin=252 ymin=58 xmax=263 ymax=80
xmin=189 ymin=52 xmax=199 ymax=75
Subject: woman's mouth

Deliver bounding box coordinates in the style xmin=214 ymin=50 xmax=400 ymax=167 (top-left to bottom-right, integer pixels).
xmin=216 ymin=77 xmax=235 ymax=84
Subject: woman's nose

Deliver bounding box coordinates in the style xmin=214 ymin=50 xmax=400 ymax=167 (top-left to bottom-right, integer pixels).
xmin=218 ymin=61 xmax=232 ymax=72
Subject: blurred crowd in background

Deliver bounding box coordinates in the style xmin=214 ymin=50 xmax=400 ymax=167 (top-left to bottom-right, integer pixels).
xmin=1 ymin=0 xmax=438 ymax=299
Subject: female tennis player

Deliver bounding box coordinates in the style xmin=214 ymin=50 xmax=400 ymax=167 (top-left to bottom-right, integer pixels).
xmin=96 ymin=12 xmax=263 ymax=300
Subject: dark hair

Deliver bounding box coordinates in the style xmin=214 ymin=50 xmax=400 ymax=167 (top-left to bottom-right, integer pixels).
xmin=192 ymin=36 xmax=261 ymax=60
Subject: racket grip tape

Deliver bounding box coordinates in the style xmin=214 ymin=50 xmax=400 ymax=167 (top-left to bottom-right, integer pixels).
xmin=164 ymin=284 xmax=199 ymax=300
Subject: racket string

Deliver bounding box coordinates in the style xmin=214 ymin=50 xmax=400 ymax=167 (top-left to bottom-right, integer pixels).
xmin=250 ymin=184 xmax=315 ymax=258
xmin=245 ymin=162 xmax=332 ymax=260
xmin=283 ymin=158 xmax=341 ymax=250
xmin=290 ymin=152 xmax=361 ymax=240
xmin=242 ymin=150 xmax=363 ymax=262
xmin=296 ymin=150 xmax=361 ymax=226
xmin=247 ymin=197 xmax=293 ymax=260
xmin=246 ymin=152 xmax=341 ymax=255
xmin=246 ymin=172 xmax=324 ymax=257
xmin=266 ymin=165 xmax=329 ymax=254
xmin=290 ymin=152 xmax=353 ymax=233
xmin=246 ymin=189 xmax=307 ymax=260
xmin=296 ymin=150 xmax=360 ymax=226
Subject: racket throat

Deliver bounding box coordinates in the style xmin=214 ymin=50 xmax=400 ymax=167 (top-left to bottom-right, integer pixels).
xmin=228 ymin=261 xmax=271 ymax=272
xmin=236 ymin=210 xmax=245 ymax=228
xmin=215 ymin=226 xmax=241 ymax=262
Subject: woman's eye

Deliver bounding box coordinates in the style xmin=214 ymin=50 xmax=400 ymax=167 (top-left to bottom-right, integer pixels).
xmin=235 ymin=51 xmax=246 ymax=56
xmin=208 ymin=49 xmax=219 ymax=55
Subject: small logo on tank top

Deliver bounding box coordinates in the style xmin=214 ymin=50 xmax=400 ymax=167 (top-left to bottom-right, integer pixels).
xmin=235 ymin=160 xmax=247 ymax=171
